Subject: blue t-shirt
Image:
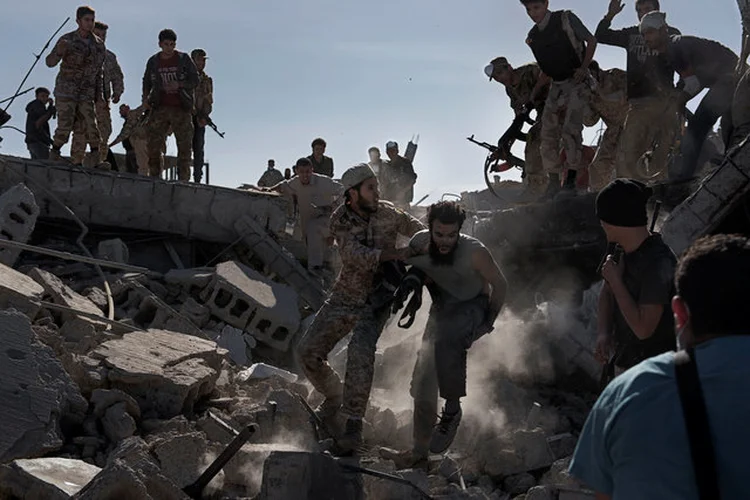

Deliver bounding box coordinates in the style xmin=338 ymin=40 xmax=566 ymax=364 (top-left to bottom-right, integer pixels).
xmin=569 ymin=336 xmax=750 ymax=499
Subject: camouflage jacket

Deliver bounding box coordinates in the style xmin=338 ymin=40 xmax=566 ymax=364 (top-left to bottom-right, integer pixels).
xmin=506 ymin=63 xmax=549 ymax=113
xmin=194 ymin=71 xmax=214 ymax=118
xmin=101 ymin=50 xmax=124 ymax=103
xmin=257 ymin=168 xmax=285 ymax=188
xmin=329 ymin=201 xmax=424 ymax=306
xmin=46 ymin=30 xmax=106 ymax=102
xmin=589 ymin=68 xmax=628 ymax=126
xmin=116 ymin=105 xmax=148 ymax=144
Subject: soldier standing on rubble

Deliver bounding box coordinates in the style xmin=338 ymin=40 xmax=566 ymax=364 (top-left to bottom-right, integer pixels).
xmin=641 ymin=12 xmax=738 ymax=182
xmin=596 ymin=0 xmax=681 ymax=182
xmin=257 ymin=159 xmax=284 ymax=187
xmin=308 ymin=137 xmax=334 ymax=178
xmin=263 ymin=157 xmax=343 ymax=272
xmin=142 ymin=29 xmax=200 ymax=181
xmin=586 ymin=62 xmax=628 ymax=191
xmin=70 ymin=21 xmax=124 ymax=167
xmin=297 ymin=164 xmax=424 ymax=456
xmin=520 ymin=0 xmax=598 ymax=200
xmin=595 ymin=179 xmax=676 ymax=379
xmin=485 ymin=56 xmax=549 ymax=201
xmin=46 ymin=5 xmax=107 ymax=168
xmin=381 ymin=141 xmax=417 ymax=210
xmin=381 ymin=201 xmax=507 ymax=469
xmin=191 ymin=48 xmax=213 ymax=184
xmin=117 ymin=104 xmax=149 ymax=175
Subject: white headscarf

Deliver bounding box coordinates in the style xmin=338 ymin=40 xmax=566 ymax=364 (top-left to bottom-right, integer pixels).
xmin=639 ymin=11 xmax=667 ymax=33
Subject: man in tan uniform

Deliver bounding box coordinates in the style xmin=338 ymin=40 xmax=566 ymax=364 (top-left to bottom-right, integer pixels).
xmin=263 ymin=157 xmax=343 ymax=271
xmin=485 ymin=56 xmax=549 ymax=200
xmin=297 ymin=164 xmax=424 ymax=455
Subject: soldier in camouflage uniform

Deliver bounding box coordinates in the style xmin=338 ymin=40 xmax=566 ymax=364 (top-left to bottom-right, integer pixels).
xmin=116 ymin=104 xmax=149 ymax=175
xmin=297 ymin=164 xmax=424 ymax=455
xmin=485 ymin=56 xmax=549 ymax=200
xmin=45 ymin=6 xmax=107 ymax=167
xmin=586 ymin=64 xmax=629 ymax=191
xmin=191 ymin=49 xmax=213 ymax=183
xmin=70 ymin=21 xmax=124 ymax=167
xmin=142 ymin=29 xmax=199 ymax=181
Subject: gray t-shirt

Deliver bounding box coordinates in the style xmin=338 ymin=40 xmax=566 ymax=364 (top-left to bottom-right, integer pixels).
xmin=666 ymin=35 xmax=738 ymax=88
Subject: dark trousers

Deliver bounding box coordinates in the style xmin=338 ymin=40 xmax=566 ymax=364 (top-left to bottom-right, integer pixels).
xmin=672 ymin=78 xmax=735 ymax=181
xmin=192 ymin=118 xmax=206 ymax=183
xmin=27 ymin=142 xmax=49 ymax=160
xmin=409 ymin=295 xmax=488 ymax=454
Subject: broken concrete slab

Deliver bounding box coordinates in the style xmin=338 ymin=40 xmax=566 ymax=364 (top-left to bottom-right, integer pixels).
xmin=258 ymin=451 xmax=358 ymax=500
xmin=235 ymin=215 xmax=326 ymax=311
xmin=91 ymin=329 xmax=223 ymax=418
xmin=151 ymin=431 xmax=210 ymax=489
xmin=237 ymin=363 xmax=299 ymax=384
xmin=102 ymin=402 xmax=137 ymax=443
xmin=222 ymin=443 xmax=305 ymax=496
xmin=205 ymin=261 xmax=301 ymax=352
xmin=481 ymin=429 xmax=555 ymax=478
xmin=91 ymin=388 xmax=141 ymax=420
xmin=0 ymin=261 xmax=44 ymax=317
xmin=179 ymin=297 xmax=211 ymax=328
xmin=28 ymin=267 xmax=104 ymax=324
xmin=97 ymin=238 xmax=129 ymax=264
xmin=0 ymin=183 xmax=40 ymax=267
xmin=0 ymin=310 xmax=88 ymax=462
xmin=0 ymin=457 xmax=101 ymax=499
xmin=216 ymin=324 xmax=250 ymax=366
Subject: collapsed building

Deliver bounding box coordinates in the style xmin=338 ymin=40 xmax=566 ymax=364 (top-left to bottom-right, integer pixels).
xmin=0 ymin=143 xmax=747 ymax=499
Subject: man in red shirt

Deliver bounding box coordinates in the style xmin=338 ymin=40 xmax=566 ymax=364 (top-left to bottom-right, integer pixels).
xmin=142 ymin=29 xmax=199 ymax=181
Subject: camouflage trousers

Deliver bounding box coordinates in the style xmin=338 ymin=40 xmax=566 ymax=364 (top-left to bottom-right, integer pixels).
xmin=410 ymin=296 xmax=488 ymax=455
xmin=616 ymin=96 xmax=680 ymax=182
xmin=540 ymin=79 xmax=590 ymax=174
xmin=524 ymin=122 xmax=547 ymax=193
xmin=588 ymin=121 xmax=623 ymax=191
xmin=52 ymin=98 xmax=101 ymax=159
xmin=297 ymin=298 xmax=390 ymax=419
xmin=147 ymin=106 xmax=194 ymax=181
xmin=71 ymin=100 xmax=111 ymax=164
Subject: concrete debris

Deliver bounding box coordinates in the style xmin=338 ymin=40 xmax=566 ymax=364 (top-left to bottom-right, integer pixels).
xmin=222 ymin=443 xmax=305 ymax=496
xmin=525 ymin=486 xmax=596 ymax=500
xmin=546 ymin=434 xmax=577 ymax=461
xmin=362 ymin=462 xmax=430 ymax=500
xmin=28 ymin=267 xmax=105 ymax=325
xmin=97 ymin=238 xmax=130 ymax=264
xmin=179 ymin=297 xmax=211 ymax=328
xmin=101 ymin=402 xmax=138 ymax=443
xmin=152 ymin=431 xmax=210 ymax=489
xmin=237 ymin=362 xmax=299 ymax=384
xmin=258 ymin=451 xmax=357 ymax=500
xmin=216 ymin=324 xmax=250 ymax=366
xmin=504 ymin=473 xmax=537 ymax=496
xmin=0 ymin=183 xmax=40 ymax=267
xmin=0 ymin=262 xmax=44 ymax=317
xmin=480 ymin=429 xmax=556 ymax=478
xmin=91 ymin=329 xmax=224 ymax=418
xmin=540 ymin=457 xmax=580 ymax=489
xmin=205 ymin=261 xmax=301 ymax=352
xmin=0 ymin=310 xmax=87 ymax=462
xmin=0 ymin=457 xmax=101 ymax=499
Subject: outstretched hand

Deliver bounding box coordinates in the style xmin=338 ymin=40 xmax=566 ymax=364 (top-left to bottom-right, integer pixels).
xmin=607 ymin=0 xmax=625 ymax=19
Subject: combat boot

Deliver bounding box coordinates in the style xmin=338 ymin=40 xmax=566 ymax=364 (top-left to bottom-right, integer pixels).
xmin=313 ymin=395 xmax=343 ymax=438
xmin=429 ymin=406 xmax=462 ymax=454
xmin=332 ymin=418 xmax=363 ymax=456
xmin=49 ymin=147 xmax=63 ymax=162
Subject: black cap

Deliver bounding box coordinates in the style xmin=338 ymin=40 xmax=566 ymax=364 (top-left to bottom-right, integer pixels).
xmin=596 ymin=179 xmax=653 ymax=227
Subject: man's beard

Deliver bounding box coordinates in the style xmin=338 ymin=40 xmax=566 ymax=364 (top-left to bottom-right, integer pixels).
xmin=356 ymin=198 xmax=378 ymax=214
xmin=429 ymin=239 xmax=458 ymax=266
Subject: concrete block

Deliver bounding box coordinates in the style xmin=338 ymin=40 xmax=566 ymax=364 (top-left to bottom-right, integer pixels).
xmin=258 ymin=451 xmax=357 ymax=500
xmin=662 ymin=206 xmax=707 ymax=257
xmin=28 ymin=267 xmax=104 ymax=324
xmin=96 ymin=238 xmax=130 ymax=264
xmin=0 ymin=261 xmax=44 ymax=317
xmin=0 ymin=457 xmax=101 ymax=499
xmin=206 ymin=261 xmax=301 ymax=352
xmin=0 ymin=310 xmax=88 ymax=462
xmin=702 ymin=161 xmax=750 ymax=201
xmin=165 ymin=267 xmax=214 ymax=293
xmin=91 ymin=329 xmax=223 ymax=418
xmin=0 ymin=184 xmax=40 ymax=266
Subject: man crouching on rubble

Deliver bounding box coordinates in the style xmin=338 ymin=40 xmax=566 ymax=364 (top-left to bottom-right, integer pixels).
xmin=297 ymin=164 xmax=424 ymax=456
xmin=381 ymin=201 xmax=507 ymax=469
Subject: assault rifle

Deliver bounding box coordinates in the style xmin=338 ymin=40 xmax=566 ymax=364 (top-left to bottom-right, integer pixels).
xmin=205 ymin=117 xmax=225 ymax=139
xmin=466 ymin=103 xmax=536 ymax=198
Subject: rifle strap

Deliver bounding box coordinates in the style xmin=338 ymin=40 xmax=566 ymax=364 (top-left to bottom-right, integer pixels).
xmin=674 ymin=348 xmax=721 ymax=500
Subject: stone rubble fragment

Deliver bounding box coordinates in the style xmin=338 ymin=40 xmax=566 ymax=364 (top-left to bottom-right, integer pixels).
xmin=0 ymin=457 xmax=101 ymax=499
xmin=28 ymin=267 xmax=105 ymax=325
xmin=0 ymin=262 xmax=44 ymax=317
xmin=0 ymin=183 xmax=40 ymax=267
xmin=237 ymin=362 xmax=299 ymax=384
xmin=96 ymin=238 xmax=130 ymax=264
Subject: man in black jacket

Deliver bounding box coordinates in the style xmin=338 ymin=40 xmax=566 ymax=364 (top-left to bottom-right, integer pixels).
xmin=596 ymin=0 xmax=681 ymax=182
xmin=25 ymin=87 xmax=56 ymax=160
xmin=142 ymin=29 xmax=199 ymax=181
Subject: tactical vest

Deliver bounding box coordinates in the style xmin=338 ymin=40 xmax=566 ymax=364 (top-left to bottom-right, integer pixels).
xmin=527 ymin=11 xmax=583 ymax=82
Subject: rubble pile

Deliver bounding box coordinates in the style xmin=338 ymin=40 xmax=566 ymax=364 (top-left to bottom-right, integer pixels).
xmin=0 ymin=178 xmax=602 ymax=499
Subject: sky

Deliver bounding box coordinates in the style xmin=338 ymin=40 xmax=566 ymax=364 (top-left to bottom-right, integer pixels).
xmin=0 ymin=0 xmax=743 ymax=203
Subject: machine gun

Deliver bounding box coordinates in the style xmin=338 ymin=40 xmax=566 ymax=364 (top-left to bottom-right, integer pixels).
xmin=205 ymin=117 xmax=225 ymax=139
xmin=467 ymin=104 xmax=536 ymax=199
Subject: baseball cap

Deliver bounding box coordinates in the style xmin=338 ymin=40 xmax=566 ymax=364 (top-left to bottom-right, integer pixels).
xmin=191 ymin=48 xmax=208 ymax=59
xmin=485 ymin=57 xmax=510 ymax=80
xmin=341 ymin=163 xmax=376 ymax=190
xmin=385 ymin=141 xmax=398 ymax=150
